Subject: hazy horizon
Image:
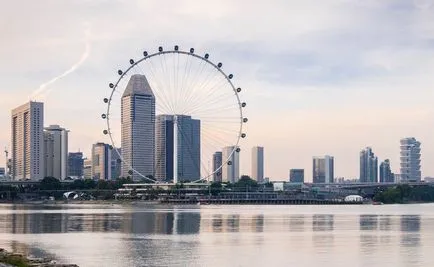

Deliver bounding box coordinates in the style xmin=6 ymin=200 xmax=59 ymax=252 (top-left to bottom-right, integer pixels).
xmin=1 ymin=0 xmax=433 ymax=181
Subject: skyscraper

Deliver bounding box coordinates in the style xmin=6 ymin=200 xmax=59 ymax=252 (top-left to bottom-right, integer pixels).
xmin=313 ymin=156 xmax=334 ymax=184
xmin=155 ymin=115 xmax=201 ymax=182
xmin=11 ymin=101 xmax=44 ymax=180
xmin=400 ymin=137 xmax=421 ymax=182
xmin=251 ymin=146 xmax=264 ymax=183
xmin=83 ymin=158 xmax=92 ymax=179
xmin=111 ymin=147 xmax=122 ymax=180
xmin=121 ymin=74 xmax=155 ymax=180
xmin=68 ymin=152 xmax=84 ymax=178
xmin=212 ymin=151 xmax=222 ymax=182
xmin=92 ymin=142 xmax=111 ymax=180
xmin=43 ymin=125 xmax=68 ymax=180
xmin=289 ymin=169 xmax=304 ymax=183
xmin=222 ymin=146 xmax=240 ymax=183
xmin=379 ymin=159 xmax=394 ymax=183
xmin=360 ymin=147 xmax=378 ymax=183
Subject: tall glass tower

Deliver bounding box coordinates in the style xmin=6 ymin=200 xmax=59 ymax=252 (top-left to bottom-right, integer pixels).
xmin=121 ymin=74 xmax=155 ymax=180
xmin=360 ymin=147 xmax=378 ymax=183
xmin=155 ymin=115 xmax=201 ymax=182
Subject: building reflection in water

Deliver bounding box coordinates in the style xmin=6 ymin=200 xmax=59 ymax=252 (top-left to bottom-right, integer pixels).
xmin=400 ymin=215 xmax=421 ymax=266
xmin=359 ymin=214 xmax=378 ymax=231
xmin=312 ymin=214 xmax=334 ymax=232
xmin=379 ymin=215 xmax=392 ymax=232
xmin=312 ymin=215 xmax=334 ymax=249
xmin=289 ymin=215 xmax=305 ymax=232
xmin=400 ymin=215 xmax=421 ymax=247
xmin=123 ymin=209 xmax=200 ymax=235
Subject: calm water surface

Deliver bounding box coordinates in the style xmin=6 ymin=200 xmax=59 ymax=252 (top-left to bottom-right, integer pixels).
xmin=0 ymin=203 xmax=433 ymax=267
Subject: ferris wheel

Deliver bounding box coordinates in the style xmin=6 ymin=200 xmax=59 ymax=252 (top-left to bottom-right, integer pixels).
xmin=102 ymin=45 xmax=247 ymax=183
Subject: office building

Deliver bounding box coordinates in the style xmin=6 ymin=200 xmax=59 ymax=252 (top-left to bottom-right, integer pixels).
xmin=313 ymin=155 xmax=334 ymax=183
xmin=43 ymin=125 xmax=68 ymax=180
xmin=251 ymin=146 xmax=264 ymax=183
xmin=83 ymin=158 xmax=92 ymax=179
xmin=379 ymin=159 xmax=394 ymax=183
xmin=289 ymin=169 xmax=304 ymax=183
xmin=360 ymin=147 xmax=378 ymax=183
xmin=91 ymin=143 xmax=111 ymax=180
xmin=155 ymin=115 xmax=201 ymax=182
xmin=222 ymin=146 xmax=240 ymax=183
xmin=11 ymin=101 xmax=44 ymax=180
xmin=111 ymin=147 xmax=122 ymax=179
xmin=68 ymin=152 xmax=84 ymax=178
xmin=400 ymin=137 xmax=421 ymax=182
xmin=212 ymin=151 xmax=223 ymax=182
xmin=0 ymin=167 xmax=5 ymax=177
xmin=121 ymin=74 xmax=155 ymax=180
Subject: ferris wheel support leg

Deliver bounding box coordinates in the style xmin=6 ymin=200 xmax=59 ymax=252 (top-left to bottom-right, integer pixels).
xmin=173 ymin=115 xmax=178 ymax=184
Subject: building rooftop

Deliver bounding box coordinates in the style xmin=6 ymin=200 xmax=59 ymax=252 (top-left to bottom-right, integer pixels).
xmin=122 ymin=74 xmax=154 ymax=97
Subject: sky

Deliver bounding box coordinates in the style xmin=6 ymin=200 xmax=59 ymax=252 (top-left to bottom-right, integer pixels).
xmin=1 ymin=0 xmax=434 ymax=181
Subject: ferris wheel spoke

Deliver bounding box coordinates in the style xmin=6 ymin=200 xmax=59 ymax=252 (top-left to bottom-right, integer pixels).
xmin=181 ymin=67 xmax=223 ymax=112
xmin=147 ymin=59 xmax=176 ymax=113
xmin=178 ymin=57 xmax=208 ymax=115
xmin=184 ymin=92 xmax=237 ymax=116
xmin=189 ymin=104 xmax=240 ymax=117
xmin=158 ymin=53 xmax=176 ymax=112
xmin=186 ymin=78 xmax=232 ymax=112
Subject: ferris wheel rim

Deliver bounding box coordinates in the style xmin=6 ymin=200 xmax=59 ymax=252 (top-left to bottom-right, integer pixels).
xmin=104 ymin=47 xmax=246 ymax=183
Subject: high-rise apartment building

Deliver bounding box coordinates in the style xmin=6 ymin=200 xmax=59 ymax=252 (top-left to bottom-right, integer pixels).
xmin=155 ymin=115 xmax=201 ymax=182
xmin=290 ymin=169 xmax=304 ymax=183
xmin=251 ymin=146 xmax=264 ymax=183
xmin=121 ymin=74 xmax=155 ymax=180
xmin=92 ymin=143 xmax=111 ymax=180
xmin=379 ymin=159 xmax=394 ymax=183
xmin=43 ymin=125 xmax=68 ymax=180
xmin=360 ymin=147 xmax=378 ymax=183
xmin=212 ymin=151 xmax=223 ymax=183
xmin=11 ymin=101 xmax=44 ymax=180
xmin=400 ymin=137 xmax=421 ymax=182
xmin=68 ymin=152 xmax=84 ymax=178
xmin=222 ymin=146 xmax=240 ymax=183
xmin=313 ymin=156 xmax=334 ymax=183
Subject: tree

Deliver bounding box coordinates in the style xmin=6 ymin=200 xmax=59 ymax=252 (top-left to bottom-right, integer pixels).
xmin=234 ymin=176 xmax=258 ymax=190
xmin=40 ymin=177 xmax=61 ymax=190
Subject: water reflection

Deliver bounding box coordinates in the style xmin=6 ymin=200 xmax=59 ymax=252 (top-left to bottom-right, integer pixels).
xmin=360 ymin=215 xmax=378 ymax=231
xmin=400 ymin=215 xmax=421 ymax=266
xmin=400 ymin=215 xmax=421 ymax=247
xmin=312 ymin=215 xmax=334 ymax=231
xmin=289 ymin=215 xmax=305 ymax=232
xmin=0 ymin=207 xmax=201 ymax=235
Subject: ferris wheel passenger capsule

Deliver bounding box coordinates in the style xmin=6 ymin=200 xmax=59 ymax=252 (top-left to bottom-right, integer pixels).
xmin=174 ymin=45 xmax=179 ymax=51
xmin=129 ymin=59 xmax=134 ymax=65
xmin=204 ymin=53 xmax=209 ymax=59
xmin=190 ymin=48 xmax=195 ymax=53
xmin=158 ymin=46 xmax=163 ymax=52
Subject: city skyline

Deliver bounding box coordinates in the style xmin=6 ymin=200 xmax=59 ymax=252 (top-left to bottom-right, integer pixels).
xmin=1 ymin=1 xmax=434 ymax=181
